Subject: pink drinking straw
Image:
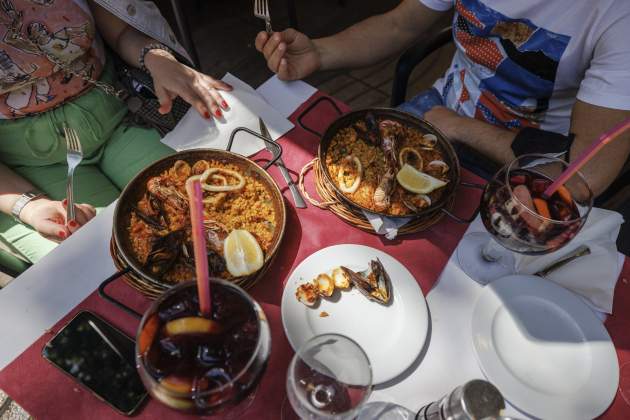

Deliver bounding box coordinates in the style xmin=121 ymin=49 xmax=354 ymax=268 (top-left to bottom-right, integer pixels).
xmin=185 ymin=178 xmax=211 ymax=317
xmin=544 ymin=117 xmax=630 ymax=197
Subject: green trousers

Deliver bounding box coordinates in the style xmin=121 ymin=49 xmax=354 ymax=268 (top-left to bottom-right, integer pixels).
xmin=0 ymin=60 xmax=175 ymax=268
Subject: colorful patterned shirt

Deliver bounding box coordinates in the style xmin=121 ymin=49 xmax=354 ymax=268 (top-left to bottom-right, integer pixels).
xmin=420 ymin=0 xmax=630 ymax=134
xmin=0 ymin=0 xmax=104 ymax=119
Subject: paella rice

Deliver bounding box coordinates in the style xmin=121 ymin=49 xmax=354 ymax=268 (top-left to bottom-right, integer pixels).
xmin=325 ymin=116 xmax=450 ymax=216
xmin=128 ymin=159 xmax=277 ymax=283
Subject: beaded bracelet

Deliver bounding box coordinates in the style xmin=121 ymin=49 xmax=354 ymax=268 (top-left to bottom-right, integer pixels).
xmin=139 ymin=43 xmax=174 ymax=73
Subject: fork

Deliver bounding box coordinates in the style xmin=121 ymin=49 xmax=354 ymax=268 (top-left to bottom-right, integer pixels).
xmin=254 ymin=0 xmax=272 ymax=34
xmin=63 ymin=123 xmax=83 ymax=223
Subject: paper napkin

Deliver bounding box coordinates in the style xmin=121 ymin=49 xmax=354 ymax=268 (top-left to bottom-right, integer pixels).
xmin=256 ymin=75 xmax=317 ymax=118
xmin=516 ymin=207 xmax=625 ymax=314
xmin=363 ymin=211 xmax=413 ymax=240
xmin=161 ymin=73 xmax=294 ymax=156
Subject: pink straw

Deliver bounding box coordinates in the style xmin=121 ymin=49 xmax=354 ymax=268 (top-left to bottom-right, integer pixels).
xmin=185 ymin=178 xmax=211 ymax=317
xmin=544 ymin=117 xmax=630 ymax=197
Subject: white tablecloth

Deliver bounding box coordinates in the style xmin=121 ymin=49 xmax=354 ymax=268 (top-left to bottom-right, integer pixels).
xmin=0 ymin=203 xmax=117 ymax=370
xmin=0 ymin=203 xmax=523 ymax=417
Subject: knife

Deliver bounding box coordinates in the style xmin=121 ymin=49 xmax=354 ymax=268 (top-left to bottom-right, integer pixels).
xmin=534 ymin=245 xmax=591 ymax=277
xmin=259 ymin=118 xmax=307 ymax=208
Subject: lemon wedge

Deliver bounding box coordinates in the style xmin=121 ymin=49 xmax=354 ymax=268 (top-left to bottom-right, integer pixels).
xmin=224 ymin=230 xmax=264 ymax=277
xmin=396 ymin=164 xmax=447 ymax=194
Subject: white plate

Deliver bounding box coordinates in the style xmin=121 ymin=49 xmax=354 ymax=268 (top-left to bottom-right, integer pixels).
xmin=472 ymin=275 xmax=619 ymax=420
xmin=281 ymin=244 xmax=429 ymax=384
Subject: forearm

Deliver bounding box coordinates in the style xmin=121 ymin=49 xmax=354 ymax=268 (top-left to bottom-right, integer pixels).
xmin=315 ymin=0 xmax=443 ymax=71
xmin=568 ymin=101 xmax=630 ymax=197
xmin=425 ymin=107 xmax=517 ymax=165
xmin=89 ymin=1 xmax=174 ymax=69
xmin=0 ymin=163 xmax=35 ymax=215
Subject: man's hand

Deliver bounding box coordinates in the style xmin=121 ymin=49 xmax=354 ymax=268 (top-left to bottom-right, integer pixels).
xmin=255 ymin=29 xmax=321 ymax=81
xmin=144 ymin=49 xmax=233 ymax=120
xmin=20 ymin=198 xmax=96 ymax=241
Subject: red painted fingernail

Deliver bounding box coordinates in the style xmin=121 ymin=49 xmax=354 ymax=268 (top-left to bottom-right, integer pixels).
xmin=204 ymin=111 xmax=211 ymax=119
xmin=58 ymin=231 xmax=66 ymax=238
xmin=215 ymin=109 xmax=223 ymax=118
xmin=221 ymin=101 xmax=228 ymax=109
xmin=62 ymin=199 xmax=67 ymax=206
xmin=225 ymin=83 xmax=233 ymax=89
xmin=69 ymin=220 xmax=78 ymax=228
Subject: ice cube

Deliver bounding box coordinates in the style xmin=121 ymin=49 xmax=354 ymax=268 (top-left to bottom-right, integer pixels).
xmin=159 ymin=338 xmax=183 ymax=359
xmin=158 ymin=301 xmax=193 ymax=322
xmin=196 ymin=344 xmax=225 ymax=367
xmin=204 ymin=367 xmax=232 ymax=388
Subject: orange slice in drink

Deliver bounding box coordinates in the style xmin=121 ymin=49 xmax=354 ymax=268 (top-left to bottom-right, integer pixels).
xmin=138 ymin=314 xmax=159 ymax=355
xmin=556 ymin=185 xmax=573 ymax=205
xmin=164 ymin=317 xmax=222 ymax=336
xmin=533 ymin=198 xmax=551 ymax=219
xmin=160 ymin=375 xmax=193 ymax=394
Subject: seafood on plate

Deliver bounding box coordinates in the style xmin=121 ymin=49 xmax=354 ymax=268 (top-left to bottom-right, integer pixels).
xmin=326 ymin=112 xmax=451 ymax=215
xmin=128 ymin=159 xmax=277 ymax=283
xmin=295 ymin=259 xmax=392 ymax=307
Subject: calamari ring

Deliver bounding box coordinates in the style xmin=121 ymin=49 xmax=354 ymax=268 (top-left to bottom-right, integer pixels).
xmin=188 ymin=168 xmax=245 ymax=192
xmin=398 ymin=147 xmax=423 ymax=171
xmin=202 ymin=175 xmax=228 ymax=205
xmin=337 ymin=155 xmax=363 ymax=194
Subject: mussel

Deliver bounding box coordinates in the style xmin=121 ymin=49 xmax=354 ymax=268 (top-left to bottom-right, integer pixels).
xmin=340 ymin=258 xmax=392 ymax=304
xmin=131 ymin=193 xmax=171 ymax=232
xmin=353 ymin=112 xmax=381 ymax=146
xmin=144 ymin=230 xmax=186 ymax=278
xmin=181 ymin=242 xmax=226 ymax=275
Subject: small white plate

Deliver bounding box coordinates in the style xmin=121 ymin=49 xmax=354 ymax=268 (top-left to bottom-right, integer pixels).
xmin=472 ymin=275 xmax=619 ymax=420
xmin=281 ymin=244 xmax=429 ymax=384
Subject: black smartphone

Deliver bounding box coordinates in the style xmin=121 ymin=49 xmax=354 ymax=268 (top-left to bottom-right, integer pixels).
xmin=41 ymin=311 xmax=147 ymax=416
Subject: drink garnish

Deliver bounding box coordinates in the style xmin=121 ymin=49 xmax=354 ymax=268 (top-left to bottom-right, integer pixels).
xmin=164 ymin=317 xmax=223 ymax=336
xmin=556 ymin=185 xmax=573 ymax=205
xmin=160 ymin=375 xmax=194 ymax=394
xmin=533 ymin=198 xmax=551 ymax=219
xmin=139 ymin=314 xmax=160 ymax=355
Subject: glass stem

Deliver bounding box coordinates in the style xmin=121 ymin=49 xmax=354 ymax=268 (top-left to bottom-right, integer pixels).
xmin=481 ymin=239 xmax=504 ymax=263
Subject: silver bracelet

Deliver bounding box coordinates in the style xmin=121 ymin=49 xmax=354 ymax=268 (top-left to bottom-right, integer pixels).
xmin=139 ymin=43 xmax=174 ymax=73
xmin=11 ymin=192 xmax=45 ymax=223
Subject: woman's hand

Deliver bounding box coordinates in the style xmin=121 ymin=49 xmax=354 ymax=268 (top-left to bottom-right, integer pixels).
xmin=144 ymin=49 xmax=233 ymax=120
xmin=20 ymin=198 xmax=96 ymax=241
xmin=255 ymin=29 xmax=321 ymax=81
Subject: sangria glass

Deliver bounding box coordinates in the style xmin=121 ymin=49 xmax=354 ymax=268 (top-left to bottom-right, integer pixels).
xmin=457 ymin=154 xmax=593 ymax=285
xmin=283 ymin=334 xmax=373 ymax=420
xmin=135 ymin=279 xmax=271 ymax=416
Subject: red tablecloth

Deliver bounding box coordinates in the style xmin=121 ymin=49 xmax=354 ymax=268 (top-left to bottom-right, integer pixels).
xmin=1 ymin=93 xmax=628 ymax=419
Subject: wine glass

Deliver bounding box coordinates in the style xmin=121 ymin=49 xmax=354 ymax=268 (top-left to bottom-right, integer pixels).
xmin=135 ymin=280 xmax=271 ymax=416
xmin=457 ymin=154 xmax=593 ymax=285
xmin=283 ymin=334 xmax=373 ymax=420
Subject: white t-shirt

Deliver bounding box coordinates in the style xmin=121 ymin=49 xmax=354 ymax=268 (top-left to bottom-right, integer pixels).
xmin=420 ymin=0 xmax=630 ymax=135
